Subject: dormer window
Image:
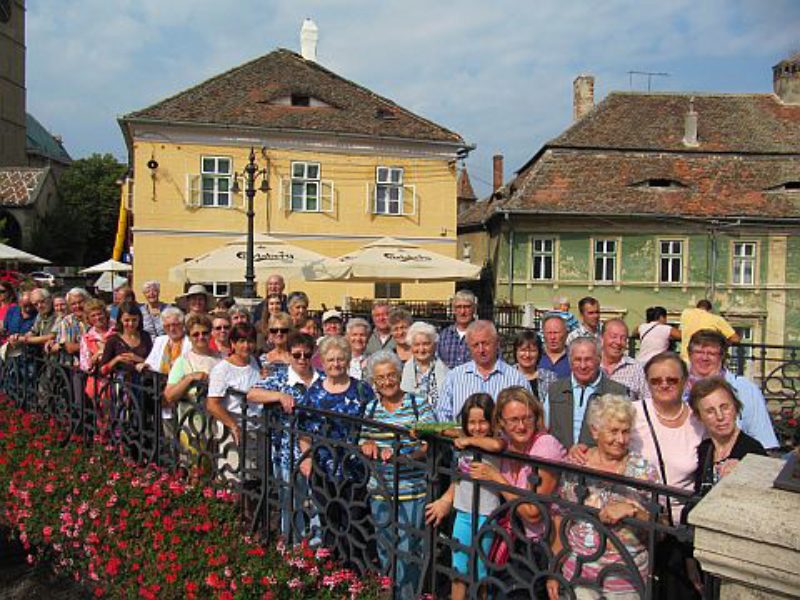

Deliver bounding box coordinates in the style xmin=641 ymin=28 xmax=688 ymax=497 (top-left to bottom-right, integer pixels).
xmin=266 ymin=94 xmax=331 ymax=108
xmin=291 ymin=94 xmax=310 ymax=107
xmin=632 ymin=178 xmax=687 ymax=190
xmin=376 ymin=107 xmax=397 ymax=120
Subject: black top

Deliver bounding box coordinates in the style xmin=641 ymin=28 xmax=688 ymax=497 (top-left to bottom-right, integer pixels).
xmin=694 ymin=431 xmax=767 ymax=495
xmin=100 ymin=332 xmax=153 ymax=374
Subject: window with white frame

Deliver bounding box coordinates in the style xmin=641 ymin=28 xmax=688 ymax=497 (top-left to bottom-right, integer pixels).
xmin=659 ymin=239 xmax=684 ymax=284
xmin=200 ymin=157 xmax=232 ymax=207
xmin=594 ymin=239 xmax=617 ymax=282
xmin=290 ymin=161 xmax=321 ymax=211
xmin=531 ymin=237 xmax=555 ymax=281
xmin=201 ymin=282 xmax=230 ymax=298
xmin=732 ymin=242 xmax=757 ymax=286
xmin=375 ymin=167 xmax=404 ymax=215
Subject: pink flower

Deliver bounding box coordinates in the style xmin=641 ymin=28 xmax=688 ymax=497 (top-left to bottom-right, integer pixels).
xmin=42 ymin=526 xmax=53 ymax=543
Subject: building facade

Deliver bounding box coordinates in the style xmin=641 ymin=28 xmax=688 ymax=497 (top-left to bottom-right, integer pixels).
xmin=119 ymin=46 xmax=470 ymax=306
xmin=459 ymin=54 xmax=800 ymax=346
xmin=0 ymin=0 xmax=25 ymax=167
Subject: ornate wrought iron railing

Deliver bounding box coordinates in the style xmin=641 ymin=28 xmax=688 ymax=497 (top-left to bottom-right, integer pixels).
xmin=2 ymin=349 xmax=708 ymax=599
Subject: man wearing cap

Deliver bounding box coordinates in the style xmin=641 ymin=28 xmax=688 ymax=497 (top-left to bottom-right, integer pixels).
xmin=177 ymin=284 xmax=212 ymax=317
xmin=321 ymin=309 xmax=344 ymax=337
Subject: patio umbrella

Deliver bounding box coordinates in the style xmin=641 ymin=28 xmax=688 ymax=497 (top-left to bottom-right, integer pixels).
xmin=328 ymin=237 xmax=480 ymax=281
xmin=0 ymin=243 xmax=50 ymax=265
xmin=94 ymin=271 xmax=130 ymax=292
xmin=79 ymin=259 xmax=133 ymax=275
xmin=168 ymin=234 xmax=347 ymax=283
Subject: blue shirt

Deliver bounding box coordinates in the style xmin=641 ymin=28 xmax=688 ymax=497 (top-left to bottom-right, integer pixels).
xmin=437 ymin=324 xmax=471 ymax=369
xmin=300 ymin=377 xmax=375 ymax=478
xmin=539 ymin=352 xmax=571 ymax=380
xmin=437 ymin=358 xmax=529 ymax=422
xmin=569 ymin=372 xmax=602 ymax=445
xmin=4 ymin=305 xmax=36 ymax=336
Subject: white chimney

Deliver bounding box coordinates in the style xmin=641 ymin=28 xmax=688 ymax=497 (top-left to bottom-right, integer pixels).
xmin=300 ymin=18 xmax=318 ymax=62
xmin=683 ymin=97 xmax=698 ymax=147
xmin=573 ymin=75 xmax=595 ymax=121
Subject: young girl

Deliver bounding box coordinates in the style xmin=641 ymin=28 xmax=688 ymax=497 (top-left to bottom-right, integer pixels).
xmin=425 ymin=393 xmax=505 ymax=600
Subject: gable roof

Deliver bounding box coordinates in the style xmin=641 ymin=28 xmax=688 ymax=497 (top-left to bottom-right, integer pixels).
xmin=457 ymin=168 xmax=477 ymax=200
xmin=122 ymin=49 xmax=465 ymax=145
xmin=0 ymin=167 xmax=50 ymax=208
xmin=26 ymin=114 xmax=72 ymax=165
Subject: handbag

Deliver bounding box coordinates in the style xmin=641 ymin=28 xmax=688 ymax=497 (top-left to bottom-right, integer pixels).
xmin=487 ymin=512 xmax=514 ymax=565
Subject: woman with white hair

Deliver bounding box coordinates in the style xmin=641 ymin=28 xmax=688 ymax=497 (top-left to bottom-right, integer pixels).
xmin=346 ymin=317 xmax=371 ymax=379
xmin=548 ymin=394 xmax=659 ymax=600
xmin=140 ymin=280 xmax=168 ymax=338
xmin=401 ymin=321 xmax=448 ymax=409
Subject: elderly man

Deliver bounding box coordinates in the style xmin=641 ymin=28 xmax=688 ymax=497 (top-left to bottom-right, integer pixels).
xmin=539 ymin=315 xmax=571 ymax=380
xmin=679 ymin=299 xmax=740 ymax=360
xmin=546 ymin=337 xmax=629 ymax=448
xmin=685 ymin=329 xmax=778 ymax=449
xmin=566 ymin=296 xmax=602 ymax=346
xmin=21 ymin=288 xmax=57 ymax=349
xmin=436 ymin=320 xmax=528 ymax=422
xmin=50 ymin=287 xmax=89 ymax=356
xmin=253 ymin=274 xmax=287 ymax=323
xmin=3 ymin=290 xmax=37 ymax=342
xmin=365 ymin=300 xmax=395 ymax=355
xmin=544 ymin=295 xmax=579 ymax=332
xmin=600 ymin=318 xmax=649 ymax=402
xmin=436 ymin=290 xmax=476 ymax=369
xmin=141 ymin=307 xmax=190 ymax=374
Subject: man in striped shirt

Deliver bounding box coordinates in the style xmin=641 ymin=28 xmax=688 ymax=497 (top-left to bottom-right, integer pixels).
xmin=437 ymin=320 xmax=528 ymax=422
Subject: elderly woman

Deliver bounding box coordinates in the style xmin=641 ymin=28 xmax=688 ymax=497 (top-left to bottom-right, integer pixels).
xmin=470 ymin=387 xmax=565 ymax=586
xmin=260 ymin=312 xmax=292 ymax=373
xmin=139 ymin=280 xmax=168 ymax=338
xmin=360 ymin=351 xmax=436 ymax=600
xmin=389 ymin=307 xmax=413 ymax=363
xmin=210 ymin=313 xmax=232 ymax=355
xmin=178 ymin=284 xmax=212 ymax=317
xmin=401 ymin=321 xmax=448 ymax=408
xmin=287 ymin=292 xmax=310 ymax=329
xmin=100 ymin=302 xmax=152 ymax=375
xmin=346 ymin=317 xmax=371 ymax=379
xmin=79 ymin=299 xmax=114 ymax=373
xmin=164 ymin=313 xmax=221 ymax=448
xmin=547 ymin=394 xmax=660 ymax=600
xmin=689 ymin=376 xmax=766 ymax=495
xmin=141 ymin=307 xmax=189 ymax=374
xmin=299 ymin=335 xmax=375 ymax=552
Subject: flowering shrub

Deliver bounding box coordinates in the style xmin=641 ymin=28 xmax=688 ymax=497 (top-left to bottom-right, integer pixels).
xmin=0 ymin=399 xmax=389 ymax=599
xmin=774 ymin=408 xmax=799 ymax=448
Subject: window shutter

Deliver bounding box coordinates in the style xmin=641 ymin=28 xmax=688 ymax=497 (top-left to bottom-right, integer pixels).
xmin=365 ymin=182 xmax=373 ymax=214
xmin=321 ymin=180 xmax=335 ymax=213
xmin=185 ymin=174 xmax=201 ymax=207
xmin=280 ymin=176 xmax=290 ymax=212
xmin=402 ymin=184 xmax=416 ymax=216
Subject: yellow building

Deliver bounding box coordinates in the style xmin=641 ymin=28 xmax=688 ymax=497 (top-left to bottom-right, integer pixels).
xmin=118 ymin=45 xmax=471 ymax=308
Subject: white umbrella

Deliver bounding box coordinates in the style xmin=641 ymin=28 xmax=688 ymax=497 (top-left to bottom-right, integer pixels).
xmin=168 ymin=234 xmax=347 ymax=283
xmin=328 ymin=237 xmax=480 ymax=281
xmin=94 ymin=272 xmax=129 ymax=292
xmin=79 ymin=259 xmax=133 ymax=275
xmin=0 ymin=243 xmax=50 ymax=265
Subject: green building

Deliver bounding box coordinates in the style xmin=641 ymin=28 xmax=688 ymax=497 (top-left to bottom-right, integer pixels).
xmin=459 ymin=54 xmax=800 ymax=348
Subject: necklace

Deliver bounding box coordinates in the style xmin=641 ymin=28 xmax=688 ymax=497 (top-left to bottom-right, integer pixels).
xmin=653 ymin=402 xmax=686 ymax=423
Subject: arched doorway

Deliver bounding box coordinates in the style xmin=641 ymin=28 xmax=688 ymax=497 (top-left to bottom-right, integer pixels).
xmin=0 ymin=211 xmax=22 ymax=248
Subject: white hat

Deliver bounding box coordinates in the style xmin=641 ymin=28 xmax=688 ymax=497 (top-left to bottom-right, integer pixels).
xmin=176 ymin=284 xmax=213 ymax=309
xmin=322 ymin=309 xmax=343 ymax=323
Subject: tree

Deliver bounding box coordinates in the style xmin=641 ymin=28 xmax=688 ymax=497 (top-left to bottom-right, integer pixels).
xmin=33 ymin=153 xmax=127 ymax=266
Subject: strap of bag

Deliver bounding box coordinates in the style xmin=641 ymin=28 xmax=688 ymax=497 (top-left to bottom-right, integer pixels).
xmin=641 ymin=398 xmax=674 ymax=526
xmin=639 ymin=322 xmax=657 ymax=342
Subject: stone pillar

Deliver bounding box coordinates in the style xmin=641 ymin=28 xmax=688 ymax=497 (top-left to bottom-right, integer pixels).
xmin=688 ymin=454 xmax=800 ymax=599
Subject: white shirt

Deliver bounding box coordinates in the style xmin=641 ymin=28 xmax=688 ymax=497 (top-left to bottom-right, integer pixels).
xmin=208 ymin=358 xmax=262 ymax=423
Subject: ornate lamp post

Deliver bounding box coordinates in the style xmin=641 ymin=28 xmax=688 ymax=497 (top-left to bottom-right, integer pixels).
xmin=232 ymin=147 xmax=269 ymax=298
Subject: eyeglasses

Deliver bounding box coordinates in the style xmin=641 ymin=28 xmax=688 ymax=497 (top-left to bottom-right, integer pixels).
xmin=648 ymin=376 xmax=682 ymax=388
xmin=213 ymin=325 xmax=230 ymax=331
xmin=270 ymin=328 xmax=289 ymax=334
xmin=190 ymin=330 xmax=210 ymax=338
xmin=373 ymin=373 xmax=400 ymax=384
xmin=291 ymin=351 xmax=314 ymax=360
xmin=502 ymin=415 xmax=535 ymax=427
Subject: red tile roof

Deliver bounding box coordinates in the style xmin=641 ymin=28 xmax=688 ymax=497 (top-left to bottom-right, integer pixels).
xmin=457 ymin=168 xmax=477 ymax=200
xmin=123 ymin=49 xmax=465 ymax=145
xmin=0 ymin=168 xmax=47 ymax=208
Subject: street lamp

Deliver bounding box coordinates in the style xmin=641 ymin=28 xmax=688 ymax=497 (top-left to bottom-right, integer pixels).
xmin=231 ymin=147 xmax=269 ymax=299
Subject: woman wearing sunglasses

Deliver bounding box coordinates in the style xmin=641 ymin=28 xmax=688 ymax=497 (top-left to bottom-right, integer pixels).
xmin=209 ymin=313 xmax=232 ymax=355
xmin=260 ymin=312 xmax=292 ymax=374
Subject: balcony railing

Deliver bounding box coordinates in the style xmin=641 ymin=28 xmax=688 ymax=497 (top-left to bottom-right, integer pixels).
xmin=0 ymin=349 xmax=708 ymax=599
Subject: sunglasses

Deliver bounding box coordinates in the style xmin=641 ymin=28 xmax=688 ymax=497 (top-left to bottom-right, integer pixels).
xmin=190 ymin=330 xmax=210 ymax=338
xmin=291 ymin=351 xmax=313 ymax=360
xmin=648 ymin=377 xmax=682 ymax=387
xmin=270 ymin=327 xmax=289 ymax=334
xmin=213 ymin=325 xmax=231 ymax=331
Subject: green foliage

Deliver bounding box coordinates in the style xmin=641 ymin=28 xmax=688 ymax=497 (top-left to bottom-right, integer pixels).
xmin=34 ymin=153 xmax=126 ymax=265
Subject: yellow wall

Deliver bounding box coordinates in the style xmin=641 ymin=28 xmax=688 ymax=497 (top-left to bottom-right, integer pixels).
xmin=130 ymin=141 xmax=459 ymax=307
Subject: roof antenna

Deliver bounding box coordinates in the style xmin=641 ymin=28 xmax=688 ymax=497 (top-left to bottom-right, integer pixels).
xmin=627 ymin=70 xmax=670 ymax=92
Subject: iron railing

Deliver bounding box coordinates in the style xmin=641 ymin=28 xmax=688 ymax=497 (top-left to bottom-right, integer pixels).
xmin=0 ymin=348 xmax=709 ymax=599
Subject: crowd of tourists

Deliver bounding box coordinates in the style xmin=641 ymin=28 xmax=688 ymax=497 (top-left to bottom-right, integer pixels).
xmin=0 ymin=275 xmax=780 ymax=599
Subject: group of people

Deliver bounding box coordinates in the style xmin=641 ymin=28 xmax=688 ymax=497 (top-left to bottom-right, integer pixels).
xmin=0 ymin=276 xmax=782 ymax=599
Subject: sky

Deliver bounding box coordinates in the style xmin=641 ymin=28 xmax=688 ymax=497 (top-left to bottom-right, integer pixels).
xmin=25 ymin=0 xmax=800 ymax=197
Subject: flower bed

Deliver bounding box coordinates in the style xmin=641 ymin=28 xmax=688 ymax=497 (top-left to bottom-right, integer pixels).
xmin=0 ymin=399 xmax=389 ymax=599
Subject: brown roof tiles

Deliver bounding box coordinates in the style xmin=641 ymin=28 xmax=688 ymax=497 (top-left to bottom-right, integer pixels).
xmin=0 ymin=168 xmax=47 ymax=208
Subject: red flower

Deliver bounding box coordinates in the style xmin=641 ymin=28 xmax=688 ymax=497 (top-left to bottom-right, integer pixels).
xmin=104 ymin=557 xmax=121 ymax=577
xmin=205 ymin=572 xmax=226 ymax=590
